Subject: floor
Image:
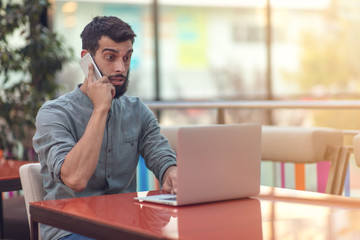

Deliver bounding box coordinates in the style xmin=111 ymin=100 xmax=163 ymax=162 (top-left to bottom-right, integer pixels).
xmin=2 ymin=196 xmax=30 ymax=240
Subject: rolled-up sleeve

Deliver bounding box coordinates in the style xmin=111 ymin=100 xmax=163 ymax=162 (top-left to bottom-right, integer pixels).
xmin=138 ymin=102 xmax=177 ymax=186
xmin=33 ymin=104 xmax=76 ymax=183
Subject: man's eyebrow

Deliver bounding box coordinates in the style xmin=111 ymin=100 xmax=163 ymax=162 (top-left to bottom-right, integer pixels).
xmin=102 ymin=48 xmax=134 ymax=54
xmin=102 ymin=48 xmax=118 ymax=53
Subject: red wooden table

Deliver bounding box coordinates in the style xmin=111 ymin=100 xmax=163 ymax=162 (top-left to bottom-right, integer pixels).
xmin=30 ymin=186 xmax=360 ymax=240
xmin=0 ymin=159 xmax=34 ymax=238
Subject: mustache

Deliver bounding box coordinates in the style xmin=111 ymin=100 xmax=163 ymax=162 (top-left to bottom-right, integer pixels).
xmin=108 ymin=74 xmax=127 ymax=80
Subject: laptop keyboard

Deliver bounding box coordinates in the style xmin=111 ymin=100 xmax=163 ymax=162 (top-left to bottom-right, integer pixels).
xmin=161 ymin=196 xmax=177 ymax=201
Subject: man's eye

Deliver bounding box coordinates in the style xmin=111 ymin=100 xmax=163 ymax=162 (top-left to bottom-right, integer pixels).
xmin=106 ymin=55 xmax=114 ymax=60
xmin=124 ymin=56 xmax=131 ymax=62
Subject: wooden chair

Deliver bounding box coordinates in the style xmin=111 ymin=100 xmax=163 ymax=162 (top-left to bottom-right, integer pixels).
xmin=352 ymin=133 xmax=360 ymax=168
xmin=262 ymin=126 xmax=350 ymax=195
xmin=19 ymin=163 xmax=45 ymax=231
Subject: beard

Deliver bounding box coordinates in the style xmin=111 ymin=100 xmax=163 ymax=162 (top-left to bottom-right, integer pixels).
xmin=109 ymin=69 xmax=130 ymax=99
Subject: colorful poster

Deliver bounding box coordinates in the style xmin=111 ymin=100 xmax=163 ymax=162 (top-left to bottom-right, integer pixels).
xmin=176 ymin=11 xmax=207 ymax=68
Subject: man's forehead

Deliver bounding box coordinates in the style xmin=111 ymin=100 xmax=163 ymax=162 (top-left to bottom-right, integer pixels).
xmin=98 ymin=38 xmax=133 ymax=54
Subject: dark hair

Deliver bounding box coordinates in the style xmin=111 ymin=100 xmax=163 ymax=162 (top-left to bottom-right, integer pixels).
xmin=80 ymin=16 xmax=136 ymax=55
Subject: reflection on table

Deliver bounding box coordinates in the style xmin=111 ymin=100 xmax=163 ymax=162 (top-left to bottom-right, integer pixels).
xmin=259 ymin=186 xmax=360 ymax=239
xmin=30 ymin=186 xmax=360 ymax=239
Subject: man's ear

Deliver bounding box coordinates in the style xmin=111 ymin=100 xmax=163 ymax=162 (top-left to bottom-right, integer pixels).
xmin=81 ymin=50 xmax=89 ymax=58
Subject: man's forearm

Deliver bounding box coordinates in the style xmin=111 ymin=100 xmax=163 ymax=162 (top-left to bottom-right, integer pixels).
xmin=60 ymin=109 xmax=108 ymax=191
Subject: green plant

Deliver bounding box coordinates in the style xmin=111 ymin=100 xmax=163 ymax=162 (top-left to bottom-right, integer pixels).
xmin=0 ymin=0 xmax=73 ymax=159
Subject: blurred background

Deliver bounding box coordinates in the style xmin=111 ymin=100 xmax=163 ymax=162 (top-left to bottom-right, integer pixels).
xmin=52 ymin=0 xmax=360 ymax=127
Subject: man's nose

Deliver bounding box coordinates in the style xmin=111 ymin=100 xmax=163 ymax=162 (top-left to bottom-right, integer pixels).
xmin=115 ymin=60 xmax=126 ymax=73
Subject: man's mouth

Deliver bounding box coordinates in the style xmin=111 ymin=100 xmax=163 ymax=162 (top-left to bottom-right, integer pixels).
xmin=109 ymin=75 xmax=126 ymax=86
xmin=110 ymin=78 xmax=124 ymax=85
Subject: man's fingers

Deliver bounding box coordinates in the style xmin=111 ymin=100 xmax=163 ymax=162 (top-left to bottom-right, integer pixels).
xmin=88 ymin=63 xmax=96 ymax=82
xmin=172 ymin=181 xmax=177 ymax=194
xmin=110 ymin=85 xmax=115 ymax=99
xmin=167 ymin=181 xmax=177 ymax=195
xmin=170 ymin=178 xmax=177 ymax=194
xmin=163 ymin=176 xmax=177 ymax=194
xmin=162 ymin=166 xmax=178 ymax=194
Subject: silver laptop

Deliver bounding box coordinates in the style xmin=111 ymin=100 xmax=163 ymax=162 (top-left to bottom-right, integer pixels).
xmin=134 ymin=123 xmax=261 ymax=206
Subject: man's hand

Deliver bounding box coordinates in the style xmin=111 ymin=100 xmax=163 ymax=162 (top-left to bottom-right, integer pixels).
xmin=162 ymin=166 xmax=177 ymax=194
xmin=85 ymin=63 xmax=115 ymax=112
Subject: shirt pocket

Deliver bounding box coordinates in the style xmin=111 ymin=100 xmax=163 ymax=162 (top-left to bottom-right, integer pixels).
xmin=121 ymin=130 xmax=139 ymax=148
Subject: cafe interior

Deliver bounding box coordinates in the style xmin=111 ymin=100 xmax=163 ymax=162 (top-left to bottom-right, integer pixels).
xmin=2 ymin=0 xmax=360 ymax=239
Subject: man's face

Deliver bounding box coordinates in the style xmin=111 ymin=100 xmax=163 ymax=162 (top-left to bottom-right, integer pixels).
xmin=93 ymin=36 xmax=133 ymax=98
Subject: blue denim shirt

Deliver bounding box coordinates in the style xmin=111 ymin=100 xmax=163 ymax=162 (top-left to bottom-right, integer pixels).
xmin=33 ymin=86 xmax=176 ymax=240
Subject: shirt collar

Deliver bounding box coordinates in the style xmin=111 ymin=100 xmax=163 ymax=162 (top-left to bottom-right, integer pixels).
xmin=73 ymin=84 xmax=93 ymax=108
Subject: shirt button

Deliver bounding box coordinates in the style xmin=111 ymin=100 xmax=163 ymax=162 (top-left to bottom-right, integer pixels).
xmin=107 ymin=174 xmax=110 ymax=179
xmin=108 ymin=149 xmax=112 ymax=153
